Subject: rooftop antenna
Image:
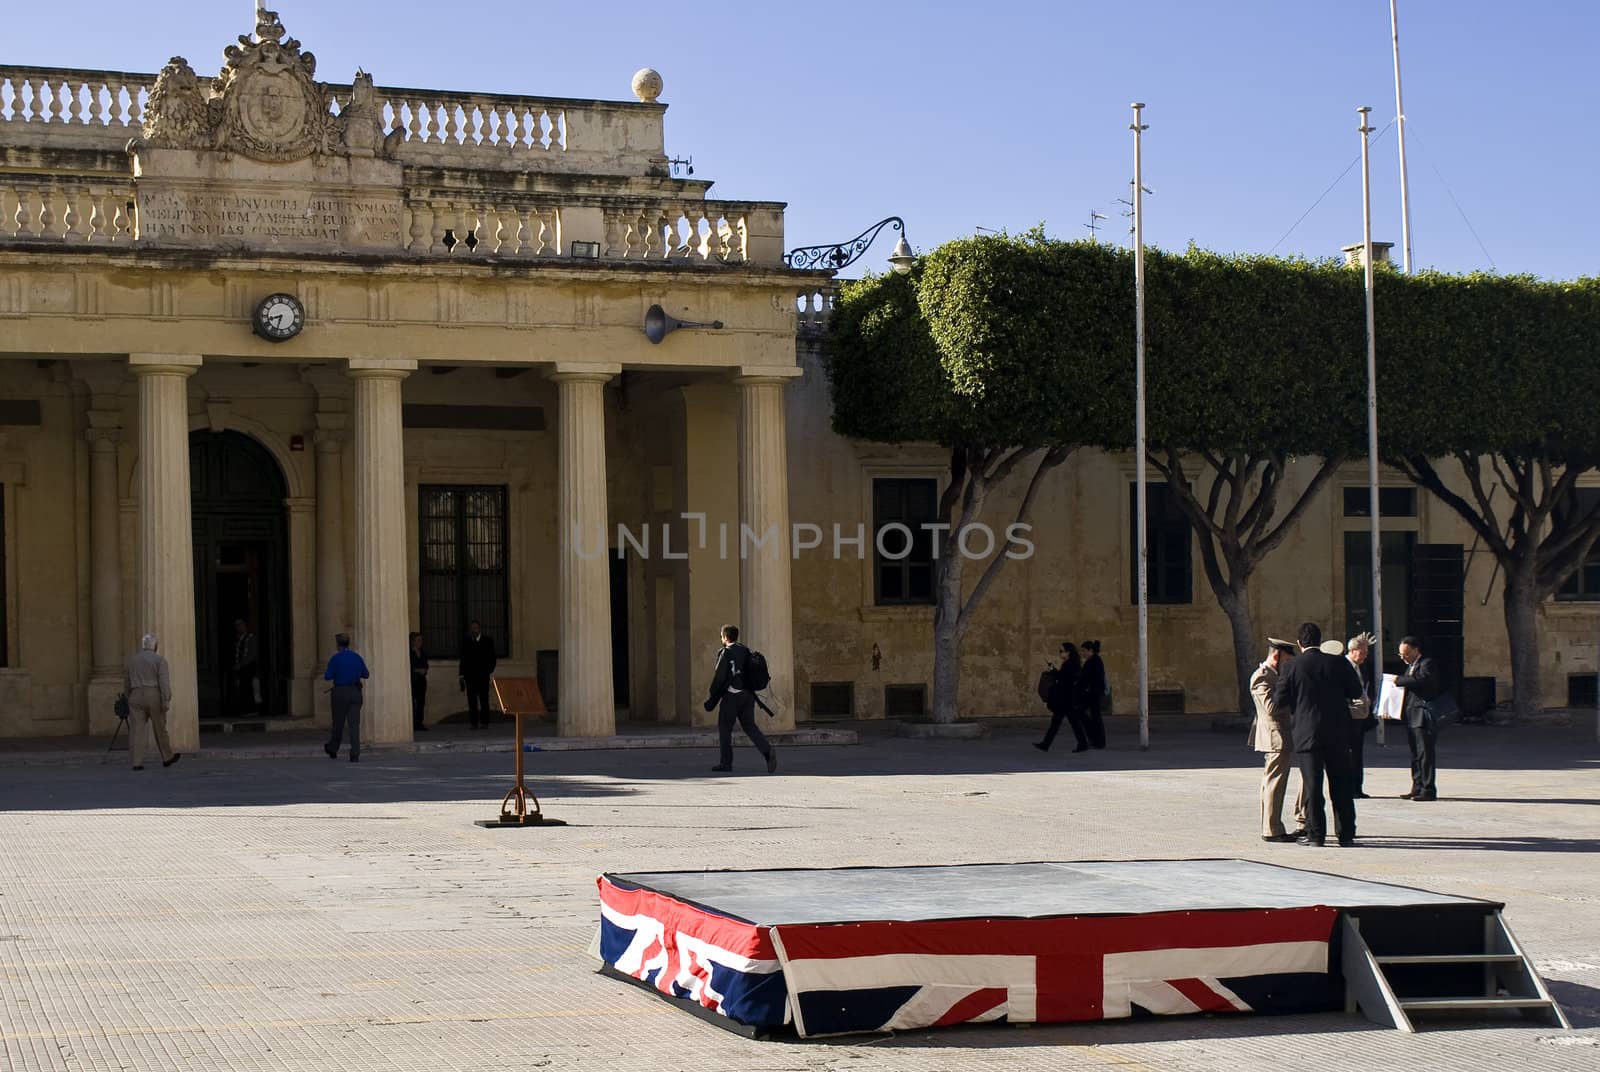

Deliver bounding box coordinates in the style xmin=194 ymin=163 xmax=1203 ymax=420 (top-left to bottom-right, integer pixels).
xmin=1086 ymin=210 xmax=1108 ymax=241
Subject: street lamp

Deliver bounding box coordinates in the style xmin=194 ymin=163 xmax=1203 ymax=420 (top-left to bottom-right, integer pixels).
xmin=785 ymin=216 xmax=914 ymax=274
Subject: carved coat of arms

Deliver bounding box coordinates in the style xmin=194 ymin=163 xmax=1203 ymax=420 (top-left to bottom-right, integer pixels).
xmin=139 ymin=10 xmax=385 ymax=163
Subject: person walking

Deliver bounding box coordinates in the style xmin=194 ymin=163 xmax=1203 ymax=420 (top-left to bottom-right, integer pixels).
xmin=409 ymin=631 xmax=429 ymax=732
xmin=1251 ymin=636 xmax=1301 ymax=842
xmin=1345 ymin=632 xmax=1377 ymax=798
xmin=323 ymin=633 xmax=369 ymax=762
xmin=1078 ymin=639 xmax=1108 ymax=749
xmin=123 ymin=633 xmax=180 ymax=771
xmin=458 ymin=619 xmax=497 ymax=729
xmin=1394 ymin=635 xmax=1441 ymax=801
xmin=1273 ymin=622 xmax=1364 ymax=847
xmin=1035 ymin=642 xmax=1089 ymax=753
xmin=704 ymin=624 xmax=776 ymax=774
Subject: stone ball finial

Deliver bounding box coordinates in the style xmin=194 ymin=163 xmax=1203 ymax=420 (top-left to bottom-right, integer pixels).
xmin=631 ymin=68 xmax=663 ymax=104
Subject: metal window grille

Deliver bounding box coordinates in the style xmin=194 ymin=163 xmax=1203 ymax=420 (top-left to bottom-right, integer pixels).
xmin=0 ymin=487 xmax=6 ymax=667
xmin=809 ymin=682 xmax=854 ymax=721
xmin=873 ymin=478 xmax=937 ymax=606
xmin=419 ymin=485 xmax=509 ymax=659
xmin=884 ymin=684 xmax=926 ymax=719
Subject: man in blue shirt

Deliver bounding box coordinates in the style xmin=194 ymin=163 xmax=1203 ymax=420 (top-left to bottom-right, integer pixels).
xmin=323 ymin=633 xmax=370 ymax=762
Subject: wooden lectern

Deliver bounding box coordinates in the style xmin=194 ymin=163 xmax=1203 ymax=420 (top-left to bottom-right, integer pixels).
xmin=475 ymin=676 xmax=565 ymax=828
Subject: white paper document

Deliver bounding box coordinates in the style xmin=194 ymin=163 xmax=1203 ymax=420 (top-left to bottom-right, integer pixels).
xmin=1377 ymin=673 xmax=1406 ymax=720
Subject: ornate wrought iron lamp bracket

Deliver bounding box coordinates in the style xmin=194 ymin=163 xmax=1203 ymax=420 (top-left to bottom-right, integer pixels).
xmin=784 ymin=216 xmax=913 ymax=273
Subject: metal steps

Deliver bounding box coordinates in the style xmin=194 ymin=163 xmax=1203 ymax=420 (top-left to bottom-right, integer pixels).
xmin=1342 ymin=909 xmax=1571 ymax=1032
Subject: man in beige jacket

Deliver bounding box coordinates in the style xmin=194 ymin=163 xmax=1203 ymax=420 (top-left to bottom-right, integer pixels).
xmin=1250 ymin=636 xmax=1301 ymax=842
xmin=123 ymin=633 xmax=180 ymax=771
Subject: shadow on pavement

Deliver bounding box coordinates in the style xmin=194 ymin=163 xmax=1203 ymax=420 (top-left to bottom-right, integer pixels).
xmin=1357 ymin=834 xmax=1600 ymax=853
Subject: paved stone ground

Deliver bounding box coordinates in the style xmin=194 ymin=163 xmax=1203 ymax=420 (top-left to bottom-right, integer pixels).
xmin=1 ymin=721 xmax=1596 ymax=1071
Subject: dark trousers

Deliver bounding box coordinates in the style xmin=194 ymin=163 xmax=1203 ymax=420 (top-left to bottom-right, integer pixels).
xmin=465 ymin=676 xmax=491 ymax=726
xmin=411 ymin=678 xmax=427 ymax=729
xmin=718 ymin=691 xmax=770 ymax=768
xmin=1083 ymin=699 xmax=1107 ymax=749
xmin=1297 ymin=746 xmax=1357 ymax=844
xmin=1349 ymin=719 xmax=1374 ymax=795
xmin=234 ymin=665 xmax=258 ymax=714
xmin=328 ymin=685 xmax=363 ymax=758
xmin=1407 ymin=721 xmax=1438 ymax=797
xmin=1041 ymin=703 xmax=1089 ymax=750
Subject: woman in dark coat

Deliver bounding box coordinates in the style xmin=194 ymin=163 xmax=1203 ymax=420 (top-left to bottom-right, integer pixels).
xmin=1035 ymin=642 xmax=1089 ymax=753
xmin=1078 ymin=639 xmax=1108 ymax=749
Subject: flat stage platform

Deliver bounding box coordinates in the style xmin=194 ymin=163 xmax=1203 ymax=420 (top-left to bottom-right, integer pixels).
xmin=595 ymin=859 xmax=1508 ymax=1038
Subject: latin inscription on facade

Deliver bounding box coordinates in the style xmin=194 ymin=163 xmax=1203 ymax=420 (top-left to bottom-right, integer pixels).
xmin=137 ymin=188 xmax=404 ymax=251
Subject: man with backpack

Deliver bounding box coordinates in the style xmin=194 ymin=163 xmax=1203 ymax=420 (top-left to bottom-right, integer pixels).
xmin=703 ymin=624 xmax=778 ymax=774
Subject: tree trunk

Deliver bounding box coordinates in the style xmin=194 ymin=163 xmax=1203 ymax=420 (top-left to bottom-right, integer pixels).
xmin=1501 ymin=566 xmax=1544 ymax=720
xmin=1216 ymin=580 xmax=1257 ymax=718
xmin=930 ymin=548 xmax=966 ymax=724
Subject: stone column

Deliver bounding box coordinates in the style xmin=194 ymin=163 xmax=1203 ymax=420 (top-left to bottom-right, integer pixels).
xmin=735 ymin=368 xmax=804 ymax=732
xmin=347 ymin=359 xmax=414 ymax=743
xmin=313 ymin=415 xmax=347 ymax=721
xmin=130 ymin=353 xmax=201 ymax=751
xmin=83 ymin=411 xmax=126 ymax=733
xmin=550 ymin=363 xmax=618 ymax=737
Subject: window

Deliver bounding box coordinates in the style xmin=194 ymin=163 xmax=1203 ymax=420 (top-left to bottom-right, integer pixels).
xmin=1130 ymin=483 xmax=1192 ymax=604
xmin=0 ymin=486 xmax=6 ymax=667
xmin=1569 ymin=673 xmax=1598 ymax=708
xmin=419 ymin=486 xmax=509 ymax=659
xmin=810 ymin=682 xmax=855 ymax=721
xmin=885 ymin=684 xmax=927 ymax=719
xmin=1556 ymin=488 xmax=1600 ymax=601
xmin=1343 ymin=486 xmax=1419 ymax=518
xmin=873 ymin=478 xmax=938 ymax=605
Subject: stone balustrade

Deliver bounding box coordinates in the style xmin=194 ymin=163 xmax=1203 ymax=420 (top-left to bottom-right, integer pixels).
xmin=0 ymin=66 xmax=153 ymax=146
xmin=1 ymin=65 xmax=662 ymax=176
xmin=0 ymin=174 xmax=782 ymax=265
xmin=0 ymin=176 xmax=137 ymax=242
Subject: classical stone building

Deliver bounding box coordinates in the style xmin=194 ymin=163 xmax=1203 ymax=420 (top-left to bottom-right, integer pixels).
xmin=3 ymin=11 xmax=1596 ymax=747
xmin=0 ymin=10 xmax=808 ymax=746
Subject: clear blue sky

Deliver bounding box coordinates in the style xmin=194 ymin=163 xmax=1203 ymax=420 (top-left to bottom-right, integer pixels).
xmin=12 ymin=1 xmax=1597 ymax=279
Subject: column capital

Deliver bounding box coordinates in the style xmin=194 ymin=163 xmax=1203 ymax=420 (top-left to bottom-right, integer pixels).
xmin=732 ymin=365 xmax=805 ymax=387
xmin=128 ymin=353 xmax=201 ymax=377
xmin=84 ymin=425 xmax=121 ymax=450
xmin=548 ymin=362 xmax=621 ymax=385
xmin=346 ymin=358 xmax=416 ymax=379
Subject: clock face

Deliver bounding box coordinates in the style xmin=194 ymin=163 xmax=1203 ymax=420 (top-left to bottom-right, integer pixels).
xmin=253 ymin=293 xmax=304 ymax=341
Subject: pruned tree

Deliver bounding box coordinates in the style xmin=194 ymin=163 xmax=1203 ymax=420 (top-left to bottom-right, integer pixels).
xmin=1379 ymin=271 xmax=1600 ymax=718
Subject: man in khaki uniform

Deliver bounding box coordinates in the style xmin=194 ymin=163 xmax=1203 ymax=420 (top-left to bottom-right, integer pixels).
xmin=123 ymin=634 xmax=180 ymax=771
xmin=1250 ymin=636 xmax=1301 ymax=842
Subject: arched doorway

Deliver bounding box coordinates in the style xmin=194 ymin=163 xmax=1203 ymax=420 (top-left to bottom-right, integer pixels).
xmin=190 ymin=431 xmax=290 ymax=718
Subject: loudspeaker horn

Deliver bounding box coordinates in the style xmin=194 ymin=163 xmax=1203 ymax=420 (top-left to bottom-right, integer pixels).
xmin=643 ymin=303 xmax=724 ymax=344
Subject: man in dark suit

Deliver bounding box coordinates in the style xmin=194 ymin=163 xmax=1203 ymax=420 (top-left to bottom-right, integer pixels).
xmin=458 ymin=619 xmax=497 ymax=729
xmin=704 ymin=624 xmax=777 ymax=774
xmin=1273 ymin=621 xmax=1365 ymax=846
xmin=1393 ymin=635 xmax=1441 ymax=801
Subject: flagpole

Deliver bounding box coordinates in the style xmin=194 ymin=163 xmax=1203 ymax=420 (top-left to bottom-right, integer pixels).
xmin=1131 ymin=101 xmax=1150 ymax=752
xmin=1359 ymin=105 xmax=1386 ymax=739
xmin=1390 ymin=0 xmax=1414 ymax=273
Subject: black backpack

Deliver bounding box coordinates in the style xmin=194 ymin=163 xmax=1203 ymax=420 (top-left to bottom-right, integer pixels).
xmin=743 ymin=649 xmax=772 ymax=692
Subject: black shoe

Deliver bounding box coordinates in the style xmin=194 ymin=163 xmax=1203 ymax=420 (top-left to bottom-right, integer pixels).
xmin=1262 ymin=834 xmax=1298 ymax=843
xmin=350 ymin=755 xmax=359 ymax=763
xmin=1399 ymin=791 xmax=1416 ymax=799
xmin=1071 ymin=744 xmax=1089 ymax=753
xmin=1298 ymin=835 xmax=1324 ymax=846
xmin=1354 ymin=791 xmax=1371 ymax=799
xmin=414 ymin=724 xmax=429 ymax=732
xmin=1032 ymin=742 xmax=1048 ymax=752
xmin=162 ymin=753 xmax=181 ymax=768
xmin=1413 ymin=793 xmax=1436 ymax=801
xmin=710 ymin=764 xmax=731 ymax=772
xmin=1290 ymin=828 xmax=1307 ymax=839
xmin=324 ymin=744 xmax=337 ymax=759
xmin=766 ymin=751 xmax=778 ymax=774
xmin=1338 ymin=838 xmax=1357 ymax=847
xmin=132 ymin=765 xmax=144 ymax=771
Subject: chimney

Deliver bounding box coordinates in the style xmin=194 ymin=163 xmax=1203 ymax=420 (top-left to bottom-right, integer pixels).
xmin=1341 ymin=241 xmax=1394 ymax=269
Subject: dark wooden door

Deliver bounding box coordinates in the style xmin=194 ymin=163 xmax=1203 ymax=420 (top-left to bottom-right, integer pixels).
xmin=1410 ymin=543 xmax=1465 ymax=698
xmin=189 ymin=431 xmax=289 ymax=717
